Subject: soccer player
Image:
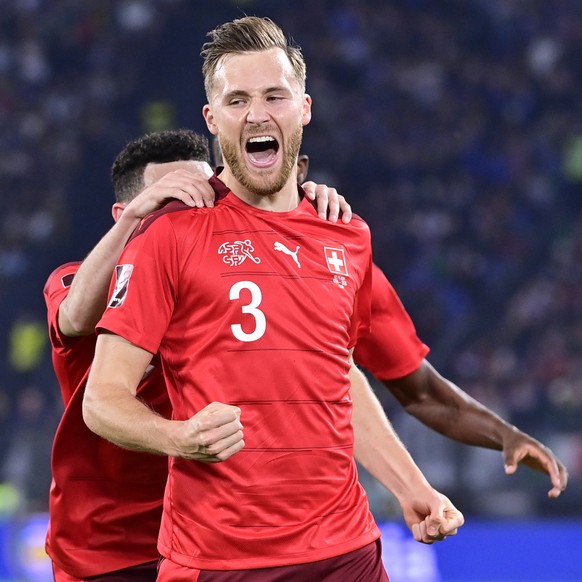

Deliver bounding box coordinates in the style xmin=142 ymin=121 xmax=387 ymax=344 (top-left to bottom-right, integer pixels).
xmin=44 ymin=127 xmax=358 ymax=582
xmin=296 ymin=154 xmax=569 ymax=500
xmin=83 ymin=16 xmax=463 ymax=581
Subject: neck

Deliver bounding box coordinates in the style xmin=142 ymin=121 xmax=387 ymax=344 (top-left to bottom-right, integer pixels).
xmin=219 ymin=167 xmax=300 ymax=212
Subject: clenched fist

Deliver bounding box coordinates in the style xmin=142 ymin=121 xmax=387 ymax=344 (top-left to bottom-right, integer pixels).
xmin=168 ymin=401 xmax=245 ymax=462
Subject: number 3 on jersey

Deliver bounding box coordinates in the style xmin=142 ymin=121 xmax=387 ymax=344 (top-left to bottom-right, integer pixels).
xmin=229 ymin=281 xmax=266 ymax=342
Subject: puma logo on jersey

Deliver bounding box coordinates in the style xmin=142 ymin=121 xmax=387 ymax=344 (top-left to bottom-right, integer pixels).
xmin=274 ymin=241 xmax=301 ymax=268
xmin=218 ymin=240 xmax=262 ymax=266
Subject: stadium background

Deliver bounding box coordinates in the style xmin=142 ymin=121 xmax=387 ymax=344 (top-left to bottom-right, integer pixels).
xmin=0 ymin=1 xmax=581 ymax=580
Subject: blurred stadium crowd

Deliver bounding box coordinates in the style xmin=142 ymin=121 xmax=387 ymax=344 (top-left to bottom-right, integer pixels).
xmin=0 ymin=0 xmax=581 ymax=519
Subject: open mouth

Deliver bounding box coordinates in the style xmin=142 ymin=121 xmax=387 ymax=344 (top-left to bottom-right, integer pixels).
xmin=245 ymin=136 xmax=280 ymax=167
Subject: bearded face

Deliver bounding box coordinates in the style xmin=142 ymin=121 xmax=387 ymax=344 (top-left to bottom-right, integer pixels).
xmin=218 ymin=122 xmax=303 ymax=197
xmin=203 ymin=48 xmax=312 ymax=201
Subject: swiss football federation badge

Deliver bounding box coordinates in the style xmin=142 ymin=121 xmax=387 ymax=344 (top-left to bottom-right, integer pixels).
xmin=218 ymin=240 xmax=261 ymax=266
xmin=108 ymin=264 xmax=134 ymax=308
xmin=324 ymin=247 xmax=349 ymax=276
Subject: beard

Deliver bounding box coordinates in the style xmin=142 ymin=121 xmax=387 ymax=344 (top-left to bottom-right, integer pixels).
xmin=219 ymin=124 xmax=303 ymax=197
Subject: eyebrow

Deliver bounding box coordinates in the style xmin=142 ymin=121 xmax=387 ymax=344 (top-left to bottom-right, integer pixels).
xmin=224 ymin=86 xmax=291 ymax=100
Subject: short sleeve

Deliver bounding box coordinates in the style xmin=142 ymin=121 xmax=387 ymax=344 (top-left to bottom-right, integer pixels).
xmin=43 ymin=262 xmax=81 ymax=351
xmin=348 ymin=250 xmax=373 ymax=349
xmin=97 ymin=216 xmax=180 ymax=355
xmin=354 ymin=263 xmax=429 ymax=380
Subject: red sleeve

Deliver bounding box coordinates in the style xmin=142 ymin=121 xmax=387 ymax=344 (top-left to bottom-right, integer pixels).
xmin=346 ymin=215 xmax=372 ymax=350
xmin=43 ymin=261 xmax=97 ymax=405
xmin=43 ymin=262 xmax=81 ymax=350
xmin=97 ymin=215 xmax=179 ymax=355
xmin=348 ymin=249 xmax=373 ymax=349
xmin=353 ymin=263 xmax=429 ymax=380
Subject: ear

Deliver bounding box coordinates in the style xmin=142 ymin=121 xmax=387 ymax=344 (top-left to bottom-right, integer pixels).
xmin=203 ymin=104 xmax=218 ymax=135
xmin=296 ymin=154 xmax=310 ymax=184
xmin=301 ymin=94 xmax=312 ymax=126
xmin=112 ymin=203 xmax=125 ymax=222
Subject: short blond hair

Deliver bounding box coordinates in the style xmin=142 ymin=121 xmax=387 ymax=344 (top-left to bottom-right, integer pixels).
xmin=201 ymin=16 xmax=306 ymax=99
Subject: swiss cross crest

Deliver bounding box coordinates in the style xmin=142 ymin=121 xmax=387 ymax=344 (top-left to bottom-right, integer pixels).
xmin=324 ymin=247 xmax=348 ymax=276
xmin=218 ymin=239 xmax=261 ymax=266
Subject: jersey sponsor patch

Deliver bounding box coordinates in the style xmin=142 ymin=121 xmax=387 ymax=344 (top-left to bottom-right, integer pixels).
xmin=218 ymin=239 xmax=261 ymax=266
xmin=108 ymin=264 xmax=134 ymax=308
xmin=324 ymin=247 xmax=349 ymax=276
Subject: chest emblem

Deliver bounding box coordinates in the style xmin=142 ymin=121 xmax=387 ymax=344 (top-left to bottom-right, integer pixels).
xmin=324 ymin=247 xmax=349 ymax=276
xmin=218 ymin=240 xmax=262 ymax=266
xmin=274 ymin=241 xmax=301 ymax=269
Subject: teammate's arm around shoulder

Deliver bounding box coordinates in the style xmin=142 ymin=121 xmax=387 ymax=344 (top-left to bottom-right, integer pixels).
xmin=302 ymin=181 xmax=352 ymax=223
xmin=83 ymin=332 xmax=244 ymax=462
xmin=59 ymin=170 xmax=215 ymax=337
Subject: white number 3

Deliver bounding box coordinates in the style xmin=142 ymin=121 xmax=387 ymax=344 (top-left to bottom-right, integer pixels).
xmin=229 ymin=281 xmax=266 ymax=342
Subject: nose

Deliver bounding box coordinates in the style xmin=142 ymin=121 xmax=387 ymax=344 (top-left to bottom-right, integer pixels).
xmin=246 ymin=99 xmax=270 ymax=125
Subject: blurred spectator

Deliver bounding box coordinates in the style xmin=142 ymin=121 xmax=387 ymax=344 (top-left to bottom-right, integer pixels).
xmin=1 ymin=386 xmax=56 ymax=512
xmin=7 ymin=312 xmax=47 ymax=378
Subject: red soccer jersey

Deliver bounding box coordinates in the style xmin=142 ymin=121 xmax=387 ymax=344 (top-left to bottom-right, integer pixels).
xmin=43 ymin=262 xmax=171 ymax=578
xmin=98 ymin=175 xmax=379 ymax=571
xmin=354 ymin=264 xmax=430 ymax=380
xmin=44 ymin=262 xmax=97 ymax=406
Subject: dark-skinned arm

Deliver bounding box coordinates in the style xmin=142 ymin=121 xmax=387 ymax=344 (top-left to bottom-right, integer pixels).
xmin=384 ymin=359 xmax=568 ymax=498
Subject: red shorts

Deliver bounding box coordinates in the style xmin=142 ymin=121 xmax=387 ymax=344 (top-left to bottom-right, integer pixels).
xmin=53 ymin=560 xmax=158 ymax=582
xmin=53 ymin=563 xmax=81 ymax=582
xmin=158 ymin=540 xmax=389 ymax=581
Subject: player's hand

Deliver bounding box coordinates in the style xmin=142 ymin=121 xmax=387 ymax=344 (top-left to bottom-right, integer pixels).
xmin=170 ymin=401 xmax=244 ymax=462
xmin=124 ymin=167 xmax=215 ymax=219
xmin=302 ymin=181 xmax=352 ymax=224
xmin=400 ymin=489 xmax=464 ymax=544
xmin=502 ymin=429 xmax=568 ymax=498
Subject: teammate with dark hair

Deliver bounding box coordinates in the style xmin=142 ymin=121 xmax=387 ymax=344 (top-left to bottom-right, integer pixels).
xmin=45 ymin=130 xmax=218 ymax=582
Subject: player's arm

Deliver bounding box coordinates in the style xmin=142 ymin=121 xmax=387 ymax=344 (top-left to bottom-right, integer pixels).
xmin=349 ymin=358 xmax=464 ymax=544
xmin=59 ymin=168 xmax=213 ymax=337
xmin=302 ymin=182 xmax=352 ymax=224
xmin=83 ymin=332 xmax=244 ymax=461
xmin=384 ymin=359 xmax=568 ymax=498
xmin=295 ymin=152 xmax=352 ymax=223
